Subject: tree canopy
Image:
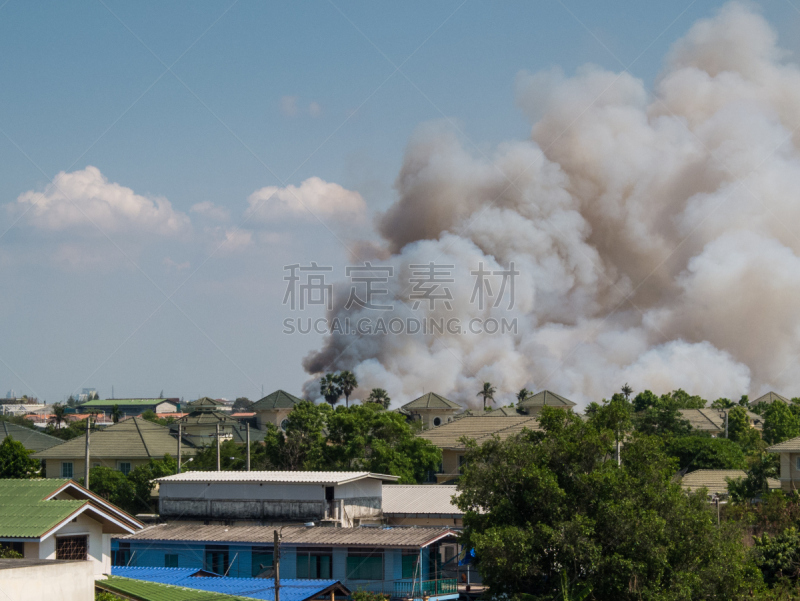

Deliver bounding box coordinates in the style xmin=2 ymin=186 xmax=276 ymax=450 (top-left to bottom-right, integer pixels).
xmin=0 ymin=436 xmax=40 ymax=478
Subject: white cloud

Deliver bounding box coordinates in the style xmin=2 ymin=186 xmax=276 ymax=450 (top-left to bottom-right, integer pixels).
xmin=11 ymin=166 xmax=190 ymax=236
xmin=280 ymin=96 xmax=299 ymax=117
xmin=191 ymin=201 xmax=230 ymax=222
xmin=246 ymin=177 xmax=366 ymax=222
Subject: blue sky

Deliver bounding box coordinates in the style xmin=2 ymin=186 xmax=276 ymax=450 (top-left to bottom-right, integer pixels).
xmin=2 ymin=0 xmax=799 ymax=404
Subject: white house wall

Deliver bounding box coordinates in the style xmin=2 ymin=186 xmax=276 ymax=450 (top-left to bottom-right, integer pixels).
xmin=0 ymin=559 xmax=94 ymax=601
xmin=37 ymin=513 xmax=110 ymax=576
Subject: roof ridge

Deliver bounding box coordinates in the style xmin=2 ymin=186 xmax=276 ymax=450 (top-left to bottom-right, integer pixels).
xmin=132 ymin=417 xmax=151 ymax=458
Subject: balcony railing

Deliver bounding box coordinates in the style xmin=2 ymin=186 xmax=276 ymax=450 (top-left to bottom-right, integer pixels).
xmin=393 ymin=579 xmax=458 ymax=598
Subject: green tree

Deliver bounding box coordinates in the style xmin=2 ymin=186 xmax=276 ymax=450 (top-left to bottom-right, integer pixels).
xmin=588 ymin=393 xmax=632 ymax=465
xmin=49 ymin=403 xmax=67 ymax=429
xmin=66 ymin=396 xmax=76 ymax=408
xmin=620 ymin=383 xmax=633 ymax=400
xmin=320 ymin=373 xmax=342 ymax=407
xmin=87 ymin=467 xmax=136 ymax=512
xmin=763 ymin=400 xmax=800 ymax=445
xmin=0 ymin=436 xmax=40 ymax=478
xmin=338 ymin=370 xmax=358 ymax=408
xmin=456 ymin=407 xmax=759 ymax=600
xmin=111 ymin=405 xmax=121 ymax=424
xmin=477 ymin=382 xmax=496 ymax=411
xmin=728 ymin=406 xmax=763 ymax=451
xmin=665 ymin=436 xmax=746 ymax=471
xmin=263 ymin=401 xmax=329 ymax=471
xmin=754 ymin=527 xmax=800 ymax=584
xmin=516 ymin=388 xmax=530 ymax=404
xmin=666 ymin=388 xmax=706 ymax=409
xmin=366 ymin=388 xmax=391 ymax=409
xmin=632 ymin=389 xmax=660 ymax=412
xmin=633 ymin=394 xmax=692 ymax=437
xmin=127 ymin=455 xmax=178 ymax=513
xmin=711 ymin=397 xmax=735 ymax=409
xmin=728 ymin=452 xmax=780 ymax=503
xmin=232 ymin=397 xmax=253 ymax=412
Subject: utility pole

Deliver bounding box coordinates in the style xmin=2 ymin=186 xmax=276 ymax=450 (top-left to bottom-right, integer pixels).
xmin=177 ymin=424 xmax=182 ymax=474
xmin=216 ymin=424 xmax=221 ymax=471
xmin=83 ymin=416 xmax=91 ymax=489
xmin=615 ymin=431 xmax=621 ymax=466
xmin=245 ymin=423 xmax=251 ymax=472
xmin=274 ymin=529 xmax=281 ymax=601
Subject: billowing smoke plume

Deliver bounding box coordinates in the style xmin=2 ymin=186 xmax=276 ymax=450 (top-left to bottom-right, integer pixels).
xmin=303 ymin=3 xmax=800 ymax=408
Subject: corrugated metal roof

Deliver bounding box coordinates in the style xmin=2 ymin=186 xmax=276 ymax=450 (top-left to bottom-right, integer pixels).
xmin=120 ymin=524 xmax=458 ymax=548
xmin=99 ymin=576 xmax=255 ymax=601
xmin=251 ymin=390 xmax=303 ymax=411
xmin=111 ymin=567 xmax=349 ymax=601
xmin=517 ymin=390 xmax=575 ymax=408
xmin=0 ymin=422 xmax=63 ymax=451
xmin=381 ymin=485 xmax=461 ymax=516
xmin=156 ymin=471 xmax=398 ymax=485
xmin=402 ymin=393 xmax=462 ymax=411
xmin=419 ymin=416 xmax=541 ymax=449
xmin=34 ymin=417 xmax=196 ymax=460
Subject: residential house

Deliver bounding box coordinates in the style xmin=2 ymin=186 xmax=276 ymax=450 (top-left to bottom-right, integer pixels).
xmin=77 ymin=398 xmax=179 ymax=419
xmin=251 ymin=390 xmax=304 ymax=430
xmin=34 ymin=417 xmax=196 ymax=479
xmin=155 ymin=471 xmax=398 ymax=526
xmin=113 ymin=523 xmax=459 ymax=599
xmin=0 ymin=421 xmax=63 ymax=452
xmin=108 ymin=566 xmax=351 ymax=601
xmin=400 ymin=393 xmax=463 ymax=429
xmin=187 ymin=397 xmax=231 ymax=412
xmin=681 ymin=469 xmax=780 ymax=498
xmin=382 ymin=485 xmax=463 ymax=528
xmin=751 ymin=391 xmax=792 ymax=407
xmin=0 ymin=479 xmax=142 ymax=577
xmin=516 ymin=390 xmax=576 ymax=416
xmin=0 ymin=558 xmax=95 ymax=601
xmin=767 ymin=436 xmax=800 ymax=492
xmin=679 ymin=408 xmax=763 ymax=437
xmin=418 ymin=415 xmax=541 ymax=483
xmin=169 ymin=399 xmax=248 ymax=447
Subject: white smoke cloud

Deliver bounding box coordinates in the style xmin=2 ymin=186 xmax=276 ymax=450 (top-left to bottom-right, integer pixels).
xmin=303 ymin=2 xmax=800 ymax=408
xmin=11 ymin=166 xmax=190 ymax=235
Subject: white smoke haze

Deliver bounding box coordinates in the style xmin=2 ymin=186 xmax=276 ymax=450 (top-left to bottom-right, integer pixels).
xmin=303 ymin=2 xmax=800 ymax=409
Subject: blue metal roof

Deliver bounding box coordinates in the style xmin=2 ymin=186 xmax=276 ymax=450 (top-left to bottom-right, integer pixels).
xmin=112 ymin=566 xmax=344 ymax=601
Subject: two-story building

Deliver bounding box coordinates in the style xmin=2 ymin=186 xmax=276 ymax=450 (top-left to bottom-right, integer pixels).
xmin=768 ymin=436 xmax=800 ymax=492
xmin=250 ymin=390 xmax=304 ymax=430
xmin=400 ymin=393 xmax=463 ymax=429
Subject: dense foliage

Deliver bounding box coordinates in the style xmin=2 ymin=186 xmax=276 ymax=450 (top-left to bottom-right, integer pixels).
xmin=0 ymin=436 xmax=40 ymax=478
xmin=85 ymin=456 xmax=176 ymax=515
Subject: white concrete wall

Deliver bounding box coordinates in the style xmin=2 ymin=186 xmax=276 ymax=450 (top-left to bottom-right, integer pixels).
xmin=0 ymin=560 xmax=94 ymax=601
xmin=255 ymin=408 xmax=292 ymax=429
xmin=336 ymin=479 xmax=381 ymax=499
xmin=38 ymin=513 xmax=109 ymax=576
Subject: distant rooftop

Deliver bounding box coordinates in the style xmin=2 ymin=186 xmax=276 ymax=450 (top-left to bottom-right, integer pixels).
xmin=0 ymin=421 xmax=63 ymax=451
xmin=251 ymin=390 xmax=304 ymax=411
xmin=402 ymin=392 xmax=461 ymax=411
xmin=518 ymin=390 xmax=576 ymax=409
xmin=79 ymin=398 xmax=177 ymax=407
xmin=681 ymin=469 xmax=780 ymax=495
xmin=155 ymin=470 xmax=399 ymax=485
xmin=751 ymin=391 xmax=791 ymax=406
xmin=419 ymin=415 xmax=541 ymax=449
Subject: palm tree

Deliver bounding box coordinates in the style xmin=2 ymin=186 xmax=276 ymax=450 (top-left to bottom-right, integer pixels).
xmin=339 ymin=371 xmax=358 ymax=408
xmin=367 ymin=388 xmax=391 ymax=409
xmin=477 ymin=382 xmax=496 ymax=411
xmin=320 ymin=373 xmax=342 ymax=407
xmin=516 ymin=388 xmax=530 ymax=404
xmin=111 ymin=405 xmax=121 ymax=424
xmin=621 ymin=383 xmax=633 ymax=401
xmin=49 ymin=403 xmax=66 ymax=429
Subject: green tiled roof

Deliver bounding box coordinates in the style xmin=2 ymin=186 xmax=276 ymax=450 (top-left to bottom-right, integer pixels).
xmin=34 ymin=417 xmax=196 ymax=460
xmin=0 ymin=479 xmax=84 ymax=538
xmin=187 ymin=397 xmax=226 ymax=409
xmin=518 ymin=390 xmax=576 ymax=409
xmin=251 ymin=390 xmax=303 ymax=411
xmin=79 ymin=399 xmax=175 ymax=408
xmin=98 ymin=576 xmax=255 ymax=601
xmin=402 ymin=392 xmax=462 ymax=410
xmin=0 ymin=422 xmax=63 ymax=451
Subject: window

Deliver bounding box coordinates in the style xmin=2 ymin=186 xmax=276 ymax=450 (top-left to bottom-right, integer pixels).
xmin=280 ymin=419 xmax=289 ymax=431
xmin=796 ymin=456 xmax=800 ymax=471
xmin=346 ymin=548 xmax=383 ymax=581
xmin=251 ymin=547 xmax=273 ymax=577
xmin=56 ymin=536 xmax=88 ymax=561
xmin=61 ymin=462 xmax=73 ymax=479
xmin=402 ymin=551 xmax=419 ymax=579
xmin=118 ymin=462 xmax=132 ymax=475
xmin=165 ymin=554 xmax=179 ymax=568
xmin=296 ymin=547 xmax=332 ymax=579
xmin=205 ymin=545 xmax=229 ymax=575
xmin=92 ymin=462 xmax=100 ymax=468
xmin=0 ymin=542 xmax=23 ymax=557
xmin=112 ymin=543 xmax=131 ymax=566
xmin=433 ymin=417 xmax=441 ymax=426
xmin=458 ymin=455 xmax=466 ymax=473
